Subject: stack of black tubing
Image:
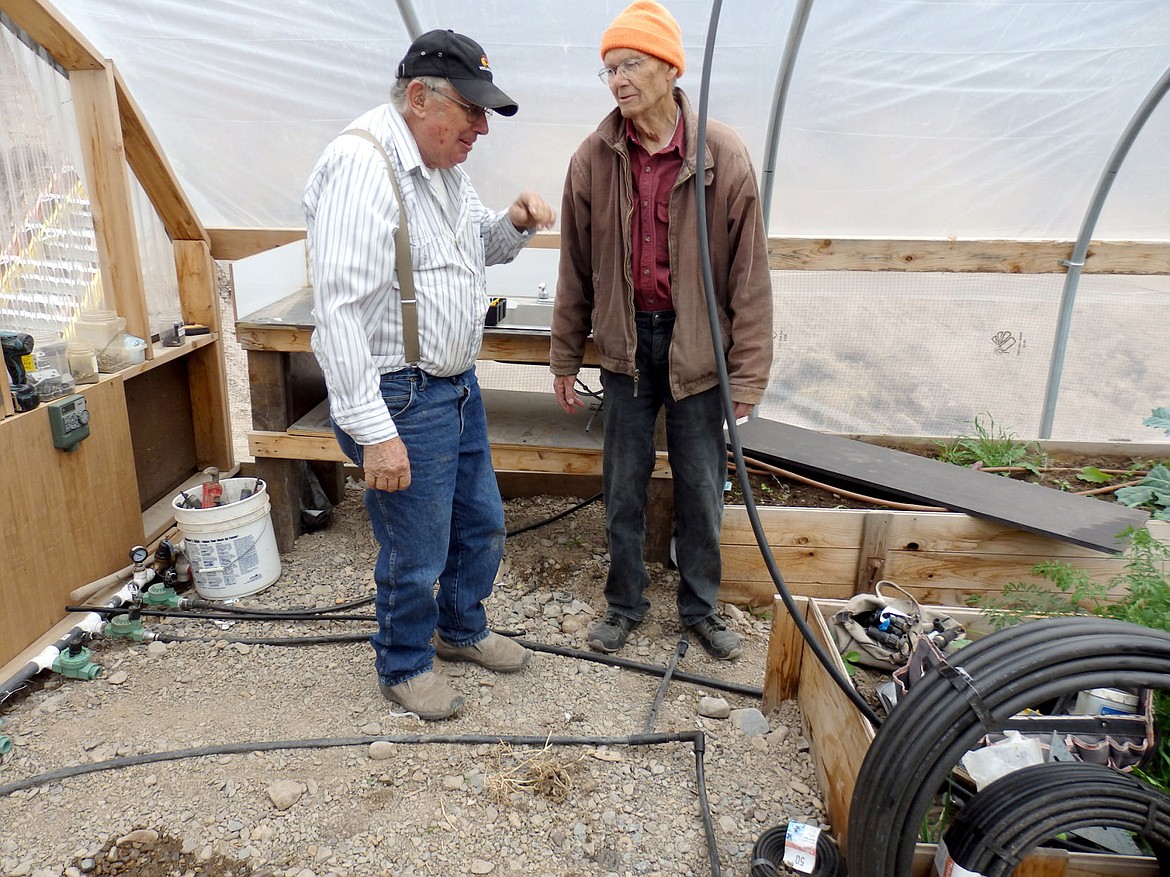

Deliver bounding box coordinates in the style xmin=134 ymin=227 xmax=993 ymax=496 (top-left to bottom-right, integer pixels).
xmin=939 ymin=762 xmax=1170 ymax=877
xmin=750 ymin=823 xmax=844 ymax=876
xmin=846 ymin=616 xmax=1170 ymax=877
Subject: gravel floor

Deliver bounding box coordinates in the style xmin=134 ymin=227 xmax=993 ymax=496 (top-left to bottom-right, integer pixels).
xmin=0 ymin=486 xmax=830 ymax=877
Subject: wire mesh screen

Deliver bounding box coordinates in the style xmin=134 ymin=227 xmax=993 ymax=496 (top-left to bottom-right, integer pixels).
xmin=763 ymin=270 xmax=1170 ymax=443
xmin=476 ymin=269 xmax=1170 ymax=445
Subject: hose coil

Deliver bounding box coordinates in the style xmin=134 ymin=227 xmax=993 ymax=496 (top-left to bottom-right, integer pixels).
xmin=846 ymin=617 xmax=1170 ymax=877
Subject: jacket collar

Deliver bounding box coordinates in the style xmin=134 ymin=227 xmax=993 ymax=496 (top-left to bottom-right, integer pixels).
xmin=597 ymin=87 xmax=712 ymax=180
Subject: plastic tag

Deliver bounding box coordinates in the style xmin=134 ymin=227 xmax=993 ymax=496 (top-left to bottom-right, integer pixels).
xmin=934 ymin=840 xmax=988 ymax=877
xmin=783 ymin=821 xmax=820 ymax=874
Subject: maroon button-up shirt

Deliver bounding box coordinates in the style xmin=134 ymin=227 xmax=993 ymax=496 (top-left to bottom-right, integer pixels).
xmin=627 ymin=110 xmax=685 ymax=312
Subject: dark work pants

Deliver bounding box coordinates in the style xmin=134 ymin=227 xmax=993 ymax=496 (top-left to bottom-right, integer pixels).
xmin=600 ymin=310 xmax=727 ymax=626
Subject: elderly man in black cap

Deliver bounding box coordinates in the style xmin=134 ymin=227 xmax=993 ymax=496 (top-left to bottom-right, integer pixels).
xmin=304 ymin=29 xmax=555 ymax=721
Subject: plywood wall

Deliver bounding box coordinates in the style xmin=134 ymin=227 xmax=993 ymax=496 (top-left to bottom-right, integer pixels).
xmin=0 ymin=379 xmax=144 ymax=665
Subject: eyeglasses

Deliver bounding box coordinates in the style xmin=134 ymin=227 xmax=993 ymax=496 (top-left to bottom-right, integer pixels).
xmin=597 ymin=55 xmax=648 ymax=83
xmin=426 ymin=86 xmax=493 ymax=122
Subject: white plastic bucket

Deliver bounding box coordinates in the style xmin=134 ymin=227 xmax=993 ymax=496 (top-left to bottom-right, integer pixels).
xmin=1074 ymin=687 xmax=1140 ymax=716
xmin=172 ymin=477 xmax=281 ymax=600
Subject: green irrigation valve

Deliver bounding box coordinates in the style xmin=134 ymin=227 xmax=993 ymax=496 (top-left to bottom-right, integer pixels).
xmin=52 ymin=644 xmax=102 ymax=680
xmin=141 ymin=582 xmax=181 ymax=609
xmin=0 ymin=718 xmax=9 ymax=756
xmin=105 ymin=612 xmax=147 ymax=640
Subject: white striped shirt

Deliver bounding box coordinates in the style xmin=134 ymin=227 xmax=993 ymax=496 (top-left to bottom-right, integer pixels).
xmin=303 ymin=103 xmax=530 ymax=445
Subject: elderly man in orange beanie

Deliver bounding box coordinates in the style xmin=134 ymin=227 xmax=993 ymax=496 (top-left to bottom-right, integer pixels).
xmin=549 ymin=1 xmax=774 ymax=660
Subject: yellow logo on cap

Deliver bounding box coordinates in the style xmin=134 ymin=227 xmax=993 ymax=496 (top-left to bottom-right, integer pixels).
xmin=480 ymin=54 xmax=491 ymax=71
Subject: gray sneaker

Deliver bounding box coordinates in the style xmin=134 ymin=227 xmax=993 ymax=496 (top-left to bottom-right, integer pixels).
xmin=379 ymin=671 xmax=464 ymax=720
xmin=587 ymin=612 xmax=641 ymax=653
xmin=689 ymin=615 xmax=742 ymax=661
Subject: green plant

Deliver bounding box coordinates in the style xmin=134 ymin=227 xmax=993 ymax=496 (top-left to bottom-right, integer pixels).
xmin=972 ymin=527 xmax=1170 ymax=791
xmin=841 ymin=650 xmax=862 ymax=677
xmin=1114 ymin=408 xmax=1170 ymax=521
xmin=968 ymin=561 xmax=1110 ymax=630
xmin=936 ymin=413 xmax=1047 ymax=475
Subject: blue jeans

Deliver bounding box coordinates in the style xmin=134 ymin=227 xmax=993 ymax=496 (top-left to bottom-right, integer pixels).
xmin=333 ymin=366 xmax=504 ymax=687
xmin=601 ymin=311 xmax=727 ymax=626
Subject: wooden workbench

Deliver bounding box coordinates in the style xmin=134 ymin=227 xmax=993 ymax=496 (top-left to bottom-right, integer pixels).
xmin=235 ymin=287 xmax=673 ymax=553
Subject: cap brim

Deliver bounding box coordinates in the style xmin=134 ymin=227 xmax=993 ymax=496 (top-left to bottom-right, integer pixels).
xmin=449 ymin=78 xmax=519 ymax=117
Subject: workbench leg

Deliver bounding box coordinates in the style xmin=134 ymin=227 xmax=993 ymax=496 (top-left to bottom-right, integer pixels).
xmin=257 ymin=458 xmax=301 ymax=554
xmin=248 ymin=349 xmax=307 ymax=553
xmin=312 ymin=461 xmax=346 ymax=507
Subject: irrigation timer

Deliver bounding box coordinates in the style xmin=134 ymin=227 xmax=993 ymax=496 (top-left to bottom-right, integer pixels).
xmin=48 ymin=394 xmax=90 ymax=451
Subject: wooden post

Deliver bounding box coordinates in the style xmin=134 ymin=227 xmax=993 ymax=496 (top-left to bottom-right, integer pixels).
xmin=69 ymin=64 xmax=150 ymax=348
xmin=763 ymin=594 xmax=806 ymax=712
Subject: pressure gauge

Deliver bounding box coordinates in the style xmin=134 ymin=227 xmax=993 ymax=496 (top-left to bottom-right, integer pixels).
xmin=129 ymin=545 xmax=150 ymax=565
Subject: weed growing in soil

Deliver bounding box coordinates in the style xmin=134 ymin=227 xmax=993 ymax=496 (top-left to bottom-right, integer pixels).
xmin=936 ymin=413 xmax=1047 ymax=475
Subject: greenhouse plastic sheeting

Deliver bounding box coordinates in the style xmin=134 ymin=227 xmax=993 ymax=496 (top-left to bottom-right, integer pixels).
xmin=45 ymin=0 xmax=1170 ymax=238
xmin=7 ymin=1 xmax=1170 ymax=441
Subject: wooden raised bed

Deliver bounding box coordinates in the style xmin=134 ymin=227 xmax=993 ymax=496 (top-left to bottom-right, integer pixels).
xmin=766 ymin=595 xmax=1162 ymax=877
xmin=718 ymin=508 xmax=1170 ymax=609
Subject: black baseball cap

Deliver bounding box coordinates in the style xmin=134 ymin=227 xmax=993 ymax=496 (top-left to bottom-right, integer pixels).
xmin=397 ymin=29 xmax=519 ymax=117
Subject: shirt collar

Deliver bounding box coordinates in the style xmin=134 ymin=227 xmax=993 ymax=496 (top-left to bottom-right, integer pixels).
xmin=625 ymin=102 xmax=684 ymax=156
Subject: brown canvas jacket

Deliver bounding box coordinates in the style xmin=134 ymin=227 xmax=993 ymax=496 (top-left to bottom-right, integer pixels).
xmin=550 ymin=88 xmax=773 ymax=405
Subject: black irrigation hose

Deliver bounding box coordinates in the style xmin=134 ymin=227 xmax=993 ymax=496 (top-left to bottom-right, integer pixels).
xmin=0 ymin=730 xmax=721 ymax=877
xmin=506 ymin=492 xmax=603 ymax=537
xmin=846 ymin=616 xmax=1170 ymax=877
xmin=645 ymin=638 xmax=689 ymax=732
xmin=751 ymin=823 xmax=845 ymax=876
xmin=67 ymin=604 xmax=377 ymax=623
xmin=185 ymin=594 xmax=376 ymax=615
xmin=692 ymin=0 xmax=881 ymax=731
xmin=515 ymin=637 xmax=763 ymax=699
xmin=939 ymin=762 xmax=1170 ymax=877
xmin=151 ymin=632 xmax=373 ymax=646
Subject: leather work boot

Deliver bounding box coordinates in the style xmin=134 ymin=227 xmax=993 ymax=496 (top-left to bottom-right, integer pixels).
xmin=587 ymin=611 xmax=641 ymax=653
xmin=433 ymin=631 xmax=533 ymax=673
xmin=689 ymin=615 xmax=743 ymax=661
xmin=379 ymin=671 xmax=464 ymax=720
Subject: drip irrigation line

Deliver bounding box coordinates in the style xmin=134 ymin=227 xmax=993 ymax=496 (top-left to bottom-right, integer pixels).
xmin=736 ymin=455 xmax=1148 ymax=507
xmin=694 ymin=0 xmax=881 ymax=729
xmin=514 ymin=638 xmax=763 ymax=699
xmin=67 ymin=604 xmax=376 ymax=623
xmin=645 ymin=638 xmax=689 ymax=732
xmin=151 ymin=632 xmax=373 ymax=646
xmin=846 ymin=616 xmax=1170 ymax=877
xmin=505 ymin=492 xmax=603 ymax=537
xmin=0 ymin=730 xmax=722 ymax=876
xmin=185 ymin=594 xmax=376 ymax=615
xmin=733 ymin=453 xmax=946 ymax=512
xmin=939 ymin=762 xmax=1170 ymax=877
xmin=750 ymin=822 xmax=844 ymax=876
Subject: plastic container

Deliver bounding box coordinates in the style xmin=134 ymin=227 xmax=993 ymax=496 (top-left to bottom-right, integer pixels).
xmin=124 ymin=334 xmax=147 ymax=365
xmin=172 ymin=477 xmax=281 ymax=600
xmin=30 ymin=331 xmax=69 ymax=375
xmin=1074 ymin=687 xmax=1140 ymax=716
xmin=25 ymin=330 xmax=75 ymax=400
xmin=67 ymin=340 xmax=99 ymax=384
xmin=75 ymin=308 xmax=130 ymax=372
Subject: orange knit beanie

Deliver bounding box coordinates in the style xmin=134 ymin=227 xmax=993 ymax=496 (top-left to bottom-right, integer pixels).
xmin=600 ymin=0 xmax=685 ymax=76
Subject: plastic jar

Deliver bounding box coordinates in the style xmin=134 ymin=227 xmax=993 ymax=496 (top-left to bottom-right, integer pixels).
xmin=29 ymin=330 xmax=69 ymax=375
xmin=26 ymin=330 xmax=75 ymax=400
xmin=75 ymin=309 xmax=130 ymax=372
xmin=67 ymin=340 xmax=99 ymax=384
